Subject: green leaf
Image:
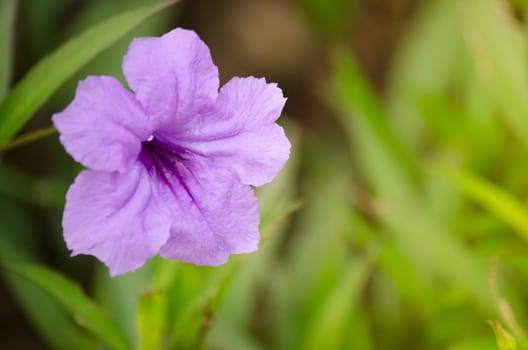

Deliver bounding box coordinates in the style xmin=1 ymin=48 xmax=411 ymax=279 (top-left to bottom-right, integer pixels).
xmin=459 ymin=0 xmax=528 ymax=147
xmin=301 ymin=257 xmax=372 ymax=350
xmin=446 ymin=337 xmax=498 ymax=350
xmin=331 ymin=51 xmax=417 ymax=192
xmin=0 ymin=0 xmax=178 ymax=143
xmin=168 ymin=264 xmax=235 ymax=349
xmin=0 ymin=0 xmax=16 ymax=101
xmin=5 ymin=272 xmax=98 ymax=350
xmin=4 ymin=264 xmax=131 ymax=350
xmin=451 ymin=171 xmax=528 ymax=242
xmin=332 ymin=53 xmax=494 ymax=314
xmin=137 ymin=290 xmax=167 ymax=350
xmin=490 ymin=320 xmax=518 ymax=350
xmin=0 ymin=202 xmax=97 ymax=350
xmin=386 ymin=0 xmax=464 ymax=151
xmin=300 ymin=0 xmax=359 ymax=35
xmin=92 ymin=265 xmax=151 ymax=347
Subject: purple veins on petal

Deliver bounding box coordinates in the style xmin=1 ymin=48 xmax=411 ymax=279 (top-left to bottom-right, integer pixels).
xmin=63 ymin=167 xmax=171 ymax=276
xmin=52 ymin=27 xmax=290 ymax=276
xmin=138 ymin=137 xmax=193 ymax=198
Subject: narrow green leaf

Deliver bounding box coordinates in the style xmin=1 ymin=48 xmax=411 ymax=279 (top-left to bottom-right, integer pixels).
xmin=490 ymin=320 xmax=518 ymax=350
xmin=379 ymin=200 xmax=494 ymax=313
xmin=459 ymin=0 xmax=528 ymax=147
xmin=386 ymin=0 xmax=463 ymax=151
xmin=300 ymin=0 xmax=359 ymax=35
xmin=332 ymin=53 xmax=494 ymax=314
xmin=5 ymin=273 xmax=98 ymax=350
xmin=0 ymin=203 xmax=97 ymax=350
xmin=446 ymin=337 xmax=498 ymax=350
xmin=451 ymin=171 xmax=528 ymax=242
xmin=137 ymin=291 xmax=166 ymax=350
xmin=168 ymin=264 xmax=235 ymax=349
xmin=301 ymin=257 xmax=372 ymax=350
xmin=92 ymin=265 xmax=152 ymax=347
xmin=331 ymin=51 xmax=417 ymax=189
xmin=0 ymin=0 xmax=178 ymax=143
xmin=0 ymin=0 xmax=16 ymax=101
xmin=5 ymin=264 xmax=131 ymax=350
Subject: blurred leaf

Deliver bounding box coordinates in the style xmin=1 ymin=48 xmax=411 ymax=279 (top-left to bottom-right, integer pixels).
xmin=490 ymin=320 xmax=518 ymax=350
xmin=333 ymin=53 xmax=494 ymax=314
xmin=286 ymin=135 xmax=350 ymax=305
xmin=63 ymin=0 xmax=177 ymax=84
xmin=204 ymin=254 xmax=267 ymax=350
xmin=451 ymin=171 xmax=528 ymax=242
xmin=0 ymin=164 xmax=68 ymax=208
xmin=137 ymin=290 xmax=166 ymax=350
xmin=388 ymin=0 xmax=461 ymax=97
xmin=21 ymin=0 xmax=66 ymax=58
xmin=375 ymin=238 xmax=436 ymax=316
xmin=299 ymin=0 xmax=359 ymax=35
xmin=5 ymin=264 xmax=130 ymax=350
xmin=344 ymin=306 xmax=374 ymax=350
xmin=507 ymin=0 xmax=528 ymax=12
xmin=5 ymin=272 xmax=98 ymax=350
xmin=379 ymin=201 xmax=494 ymax=313
xmin=386 ymin=0 xmax=464 ymax=150
xmin=168 ymin=264 xmax=234 ymax=349
xmin=446 ymin=337 xmax=498 ymax=350
xmin=0 ymin=201 xmax=97 ymax=350
xmin=277 ymin=135 xmax=359 ymax=349
xmin=0 ymin=0 xmax=178 ymax=143
xmin=488 ymin=265 xmax=528 ymax=348
xmin=417 ymin=94 xmax=501 ymax=172
xmin=301 ymin=256 xmax=372 ymax=350
xmin=331 ymin=51 xmax=417 ymax=193
xmin=92 ymin=266 xmax=151 ymax=347
xmin=459 ymin=0 xmax=528 ymax=147
xmin=0 ymin=0 xmax=16 ymax=101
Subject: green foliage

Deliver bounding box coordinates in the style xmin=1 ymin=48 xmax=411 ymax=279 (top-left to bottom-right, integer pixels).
xmin=460 ymin=0 xmax=528 ymax=147
xmin=0 ymin=0 xmax=16 ymax=102
xmin=4 ymin=264 xmax=130 ymax=350
xmin=490 ymin=321 xmax=518 ymax=350
xmin=452 ymin=171 xmax=528 ymax=241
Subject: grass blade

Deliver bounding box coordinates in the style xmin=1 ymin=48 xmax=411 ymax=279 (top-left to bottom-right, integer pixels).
xmin=0 ymin=0 xmax=16 ymax=101
xmin=459 ymin=0 xmax=528 ymax=147
xmin=451 ymin=171 xmax=528 ymax=242
xmin=4 ymin=264 xmax=131 ymax=350
xmin=301 ymin=257 xmax=372 ymax=350
xmin=332 ymin=53 xmax=494 ymax=314
xmin=0 ymin=0 xmax=178 ymax=143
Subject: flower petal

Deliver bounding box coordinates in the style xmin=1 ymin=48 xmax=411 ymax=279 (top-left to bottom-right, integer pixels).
xmin=52 ymin=76 xmax=151 ymax=172
xmin=159 ymin=159 xmax=260 ymax=265
xmin=123 ymin=28 xmax=219 ymax=131
xmin=171 ymin=77 xmax=290 ymax=186
xmin=63 ymin=166 xmax=171 ymax=276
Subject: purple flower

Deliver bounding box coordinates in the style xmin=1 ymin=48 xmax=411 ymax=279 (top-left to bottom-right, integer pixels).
xmin=52 ymin=28 xmax=290 ymax=276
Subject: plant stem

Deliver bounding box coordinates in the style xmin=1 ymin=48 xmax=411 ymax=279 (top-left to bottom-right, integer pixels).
xmin=0 ymin=126 xmax=56 ymax=153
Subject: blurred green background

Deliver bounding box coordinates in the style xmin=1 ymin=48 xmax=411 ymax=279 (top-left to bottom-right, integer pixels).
xmin=2 ymin=0 xmax=528 ymax=349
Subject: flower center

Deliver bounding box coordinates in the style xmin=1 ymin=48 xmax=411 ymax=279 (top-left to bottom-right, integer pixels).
xmin=139 ymin=137 xmax=187 ymax=190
